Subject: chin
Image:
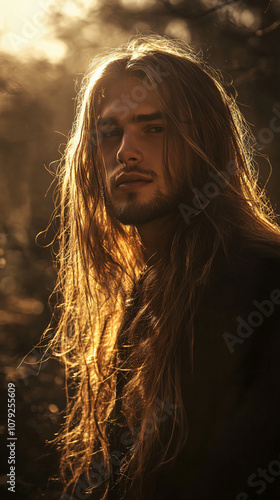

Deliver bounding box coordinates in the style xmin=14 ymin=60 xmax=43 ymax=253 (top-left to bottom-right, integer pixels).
xmin=114 ymin=207 xmax=175 ymax=226
xmin=106 ymin=190 xmax=179 ymax=226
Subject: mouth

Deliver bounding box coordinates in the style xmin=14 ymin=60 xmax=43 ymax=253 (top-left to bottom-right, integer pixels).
xmin=117 ymin=180 xmax=152 ymax=190
xmin=115 ymin=171 xmax=153 ymax=191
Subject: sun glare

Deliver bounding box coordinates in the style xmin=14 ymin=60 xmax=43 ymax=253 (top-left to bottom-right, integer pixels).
xmin=0 ymin=0 xmax=96 ymax=62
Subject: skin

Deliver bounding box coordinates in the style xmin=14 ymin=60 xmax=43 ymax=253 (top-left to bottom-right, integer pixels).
xmin=97 ymin=76 xmax=182 ymax=263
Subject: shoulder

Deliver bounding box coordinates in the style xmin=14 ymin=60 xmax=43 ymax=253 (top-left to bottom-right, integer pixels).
xmin=233 ymin=241 xmax=280 ymax=278
xmin=196 ymin=239 xmax=280 ymax=357
xmin=206 ymin=239 xmax=280 ymax=304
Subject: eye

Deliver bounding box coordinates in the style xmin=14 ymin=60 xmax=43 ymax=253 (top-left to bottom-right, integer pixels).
xmin=147 ymin=126 xmax=164 ymax=133
xmin=102 ymin=128 xmax=121 ymax=138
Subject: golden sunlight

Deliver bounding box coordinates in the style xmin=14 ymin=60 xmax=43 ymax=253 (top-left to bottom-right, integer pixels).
xmin=0 ymin=0 xmax=97 ymax=62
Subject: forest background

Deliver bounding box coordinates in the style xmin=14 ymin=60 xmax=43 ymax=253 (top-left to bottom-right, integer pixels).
xmin=0 ymin=0 xmax=280 ymax=498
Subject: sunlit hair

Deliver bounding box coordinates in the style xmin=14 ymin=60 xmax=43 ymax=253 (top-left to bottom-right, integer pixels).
xmin=44 ymin=33 xmax=280 ymax=499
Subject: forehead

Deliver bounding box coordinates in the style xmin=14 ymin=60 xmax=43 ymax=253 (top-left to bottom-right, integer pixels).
xmin=98 ymin=76 xmax=164 ymax=122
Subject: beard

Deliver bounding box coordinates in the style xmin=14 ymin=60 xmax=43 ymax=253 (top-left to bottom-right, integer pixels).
xmin=104 ymin=184 xmax=182 ymax=226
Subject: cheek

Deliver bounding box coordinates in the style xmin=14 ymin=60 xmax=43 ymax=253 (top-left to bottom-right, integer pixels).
xmin=148 ymin=145 xmax=164 ymax=171
xmin=100 ymin=146 xmax=116 ymax=169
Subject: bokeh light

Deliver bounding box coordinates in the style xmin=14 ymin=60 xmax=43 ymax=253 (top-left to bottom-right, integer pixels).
xmin=0 ymin=1 xmax=280 ymax=498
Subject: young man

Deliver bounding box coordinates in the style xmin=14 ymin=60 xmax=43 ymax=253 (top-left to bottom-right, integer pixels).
xmin=47 ymin=35 xmax=280 ymax=500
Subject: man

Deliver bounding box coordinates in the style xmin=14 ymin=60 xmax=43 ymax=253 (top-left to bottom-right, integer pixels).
xmin=47 ymin=35 xmax=280 ymax=500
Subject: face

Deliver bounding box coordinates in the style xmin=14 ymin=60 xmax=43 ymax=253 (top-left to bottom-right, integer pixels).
xmin=97 ymin=76 xmax=181 ymax=226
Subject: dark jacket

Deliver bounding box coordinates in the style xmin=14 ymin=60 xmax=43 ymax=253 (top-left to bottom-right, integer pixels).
xmin=108 ymin=242 xmax=280 ymax=500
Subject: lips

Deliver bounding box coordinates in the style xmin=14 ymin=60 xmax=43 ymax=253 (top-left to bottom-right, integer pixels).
xmin=116 ymin=172 xmax=152 ymax=186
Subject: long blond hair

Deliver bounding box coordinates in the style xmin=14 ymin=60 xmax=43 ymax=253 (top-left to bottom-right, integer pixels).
xmin=44 ymin=34 xmax=280 ymax=499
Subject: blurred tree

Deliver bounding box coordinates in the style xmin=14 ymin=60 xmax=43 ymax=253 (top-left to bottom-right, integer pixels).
xmin=50 ymin=0 xmax=280 ymax=200
xmin=0 ymin=0 xmax=280 ymax=497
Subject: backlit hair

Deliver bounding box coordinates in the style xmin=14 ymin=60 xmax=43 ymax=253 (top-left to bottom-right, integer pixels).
xmin=44 ymin=33 xmax=280 ymax=499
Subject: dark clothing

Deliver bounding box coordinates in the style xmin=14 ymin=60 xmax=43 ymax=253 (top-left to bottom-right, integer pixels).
xmin=108 ymin=243 xmax=280 ymax=500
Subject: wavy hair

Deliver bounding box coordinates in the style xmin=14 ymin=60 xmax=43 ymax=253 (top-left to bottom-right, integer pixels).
xmin=44 ymin=34 xmax=280 ymax=499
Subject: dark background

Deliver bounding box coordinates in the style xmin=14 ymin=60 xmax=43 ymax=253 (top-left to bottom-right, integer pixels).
xmin=0 ymin=0 xmax=280 ymax=498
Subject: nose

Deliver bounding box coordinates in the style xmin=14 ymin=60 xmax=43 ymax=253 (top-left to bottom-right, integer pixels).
xmin=116 ymin=130 xmax=143 ymax=166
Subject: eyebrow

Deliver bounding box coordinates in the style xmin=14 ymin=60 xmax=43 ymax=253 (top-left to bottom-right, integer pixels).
xmin=97 ymin=111 xmax=163 ymax=127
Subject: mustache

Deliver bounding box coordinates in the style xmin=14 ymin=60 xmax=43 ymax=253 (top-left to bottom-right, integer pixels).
xmin=113 ymin=165 xmax=156 ymax=183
